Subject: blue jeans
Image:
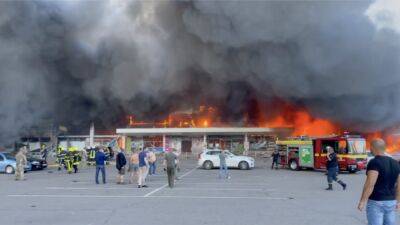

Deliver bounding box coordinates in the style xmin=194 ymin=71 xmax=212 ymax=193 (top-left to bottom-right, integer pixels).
xmin=367 ymin=200 xmax=397 ymax=225
xmin=95 ymin=165 xmax=106 ymax=184
xmin=149 ymin=162 xmax=156 ymax=175
xmin=219 ymin=163 xmax=228 ymax=179
xmin=327 ymin=167 xmax=340 ymax=184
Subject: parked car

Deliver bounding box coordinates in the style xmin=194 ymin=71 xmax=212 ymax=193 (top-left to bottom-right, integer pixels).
xmin=27 ymin=157 xmax=47 ymax=170
xmin=0 ymin=152 xmax=31 ymax=174
xmin=198 ymin=149 xmax=255 ymax=170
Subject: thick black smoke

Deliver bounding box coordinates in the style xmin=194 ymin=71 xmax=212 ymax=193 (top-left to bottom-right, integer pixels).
xmin=0 ymin=0 xmax=399 ymax=142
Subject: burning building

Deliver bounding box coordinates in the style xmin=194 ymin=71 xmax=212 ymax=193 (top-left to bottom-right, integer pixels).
xmin=1 ymin=1 xmax=400 ymax=152
xmin=119 ymin=105 xmax=291 ymax=155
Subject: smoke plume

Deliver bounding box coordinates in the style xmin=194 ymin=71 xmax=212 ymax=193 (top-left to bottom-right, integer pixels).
xmin=0 ymin=0 xmax=399 ymax=142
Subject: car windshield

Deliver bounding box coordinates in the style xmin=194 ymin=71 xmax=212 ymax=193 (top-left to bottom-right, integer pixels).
xmin=3 ymin=153 xmax=16 ymax=160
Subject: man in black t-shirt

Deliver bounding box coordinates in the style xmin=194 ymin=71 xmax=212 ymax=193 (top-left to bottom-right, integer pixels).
xmin=358 ymin=139 xmax=400 ymax=225
xmin=325 ymin=146 xmax=347 ymax=190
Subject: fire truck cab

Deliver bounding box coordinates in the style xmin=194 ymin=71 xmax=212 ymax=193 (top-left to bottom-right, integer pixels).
xmin=276 ymin=135 xmax=367 ymax=173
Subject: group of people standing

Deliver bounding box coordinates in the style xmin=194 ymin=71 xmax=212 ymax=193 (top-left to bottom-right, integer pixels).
xmin=94 ymin=147 xmax=180 ymax=188
xmin=114 ymin=148 xmax=152 ymax=188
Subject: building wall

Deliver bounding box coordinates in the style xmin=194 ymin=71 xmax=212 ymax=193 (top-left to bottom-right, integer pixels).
xmin=191 ymin=137 xmax=204 ymax=154
xmin=123 ymin=134 xmax=276 ymax=156
xmin=167 ymin=137 xmax=181 ymax=153
xmin=129 ymin=137 xmax=144 ymax=152
xmin=59 ymin=137 xmax=116 ymax=150
xmin=59 ymin=140 xmax=87 ymax=150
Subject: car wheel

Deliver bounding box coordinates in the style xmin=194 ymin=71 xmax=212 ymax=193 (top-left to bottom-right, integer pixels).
xmin=289 ymin=160 xmax=299 ymax=171
xmin=239 ymin=161 xmax=249 ymax=170
xmin=5 ymin=166 xmax=14 ymax=174
xmin=203 ymin=161 xmax=213 ymax=170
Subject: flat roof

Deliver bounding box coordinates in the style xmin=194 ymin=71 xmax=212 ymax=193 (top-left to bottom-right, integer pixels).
xmin=116 ymin=127 xmax=291 ymax=136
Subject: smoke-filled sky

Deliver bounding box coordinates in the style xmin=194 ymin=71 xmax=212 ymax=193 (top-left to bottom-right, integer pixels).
xmin=0 ymin=0 xmax=399 ymax=141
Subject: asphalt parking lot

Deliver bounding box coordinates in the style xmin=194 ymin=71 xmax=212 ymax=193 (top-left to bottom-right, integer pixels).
xmin=0 ymin=159 xmax=397 ymax=225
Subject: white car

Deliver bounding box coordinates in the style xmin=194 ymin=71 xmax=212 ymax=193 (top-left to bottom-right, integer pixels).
xmin=198 ymin=149 xmax=255 ymax=170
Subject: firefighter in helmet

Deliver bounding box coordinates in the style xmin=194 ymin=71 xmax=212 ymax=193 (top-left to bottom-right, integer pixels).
xmin=56 ymin=146 xmax=66 ymax=171
xmin=64 ymin=148 xmax=73 ymax=174
xmin=87 ymin=146 xmax=96 ymax=166
xmin=68 ymin=147 xmax=81 ymax=173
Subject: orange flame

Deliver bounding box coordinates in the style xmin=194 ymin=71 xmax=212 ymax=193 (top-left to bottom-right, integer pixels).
xmin=291 ymin=111 xmax=341 ymax=136
xmin=202 ymin=119 xmax=209 ymax=127
xmin=265 ymin=107 xmax=341 ymax=137
xmin=127 ymin=105 xmax=218 ymax=128
xmin=365 ymin=132 xmax=400 ymax=153
xmin=127 ymin=102 xmax=400 ymax=155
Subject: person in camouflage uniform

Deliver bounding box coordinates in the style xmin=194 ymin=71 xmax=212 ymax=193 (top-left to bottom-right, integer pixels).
xmin=15 ymin=146 xmax=28 ymax=181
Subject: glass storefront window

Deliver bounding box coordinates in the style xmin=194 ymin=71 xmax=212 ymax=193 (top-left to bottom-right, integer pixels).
xmin=249 ymin=135 xmax=275 ymax=151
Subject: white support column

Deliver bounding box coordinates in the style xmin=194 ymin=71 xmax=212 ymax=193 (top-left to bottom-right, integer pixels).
xmin=120 ymin=135 xmax=126 ymax=150
xmin=162 ymin=134 xmax=166 ymax=151
xmin=89 ymin=122 xmax=95 ymax=147
xmin=203 ymin=134 xmax=207 ymax=150
xmin=244 ymin=133 xmax=249 ymax=156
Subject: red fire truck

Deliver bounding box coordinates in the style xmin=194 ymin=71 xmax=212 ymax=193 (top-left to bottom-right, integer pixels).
xmin=276 ymin=134 xmax=367 ymax=173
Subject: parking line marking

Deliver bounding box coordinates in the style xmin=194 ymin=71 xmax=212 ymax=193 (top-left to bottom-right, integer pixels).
xmin=143 ymin=184 xmax=169 ymax=197
xmin=149 ymin=195 xmax=289 ymax=200
xmin=167 ymin=187 xmax=267 ymax=191
xmin=46 ymin=187 xmax=156 ymax=190
xmin=169 ymin=182 xmax=270 ymax=185
xmin=169 ymin=182 xmax=270 ymax=187
xmin=7 ymin=194 xmax=289 ymax=200
xmin=45 ymin=187 xmax=270 ymax=191
xmin=7 ymin=194 xmax=143 ymax=198
xmin=143 ymin=167 xmax=198 ymax=198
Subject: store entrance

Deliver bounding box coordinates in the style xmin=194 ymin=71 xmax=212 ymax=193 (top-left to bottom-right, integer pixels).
xmin=181 ymin=140 xmax=192 ymax=153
